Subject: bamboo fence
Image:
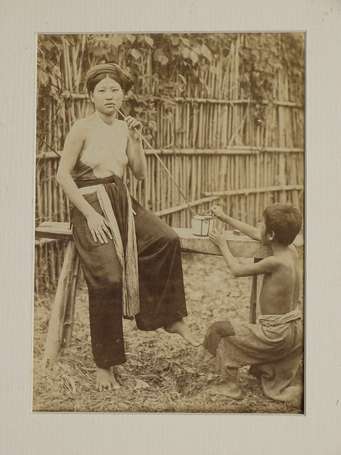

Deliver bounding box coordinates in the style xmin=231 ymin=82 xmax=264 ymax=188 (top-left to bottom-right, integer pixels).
xmin=35 ymin=35 xmax=304 ymax=293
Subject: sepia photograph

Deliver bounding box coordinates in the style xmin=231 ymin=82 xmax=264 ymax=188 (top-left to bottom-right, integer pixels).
xmin=33 ymin=32 xmax=305 ymax=413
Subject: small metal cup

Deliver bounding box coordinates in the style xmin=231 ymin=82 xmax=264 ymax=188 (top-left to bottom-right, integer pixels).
xmin=191 ymin=215 xmax=213 ymax=237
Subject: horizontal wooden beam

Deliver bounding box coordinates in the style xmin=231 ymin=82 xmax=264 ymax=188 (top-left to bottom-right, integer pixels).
xmin=61 ymin=92 xmax=303 ymax=108
xmin=35 ymin=222 xmax=303 ymax=259
xmin=203 ymin=185 xmax=304 ymax=198
xmin=36 ymin=222 xmax=72 ymax=240
xmin=176 ymin=228 xmax=274 ymax=258
xmin=156 ymin=196 xmax=220 ymax=217
xmin=146 ymin=147 xmax=305 ymax=156
xmin=156 ymin=186 xmax=303 ymax=216
xmin=37 ymin=146 xmax=304 ymax=160
xmin=173 ymin=98 xmax=303 ymax=108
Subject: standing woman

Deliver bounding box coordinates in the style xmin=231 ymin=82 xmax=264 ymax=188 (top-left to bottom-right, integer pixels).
xmin=56 ymin=63 xmax=198 ymax=391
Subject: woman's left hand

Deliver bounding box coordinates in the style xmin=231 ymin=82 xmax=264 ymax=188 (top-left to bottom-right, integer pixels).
xmin=125 ymin=116 xmax=142 ymax=132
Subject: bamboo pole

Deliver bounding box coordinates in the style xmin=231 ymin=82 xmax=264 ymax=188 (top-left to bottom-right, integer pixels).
xmin=36 ymin=165 xmax=42 ymax=224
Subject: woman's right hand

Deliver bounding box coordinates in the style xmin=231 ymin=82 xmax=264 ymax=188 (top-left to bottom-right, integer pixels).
xmin=86 ymin=210 xmax=112 ymax=244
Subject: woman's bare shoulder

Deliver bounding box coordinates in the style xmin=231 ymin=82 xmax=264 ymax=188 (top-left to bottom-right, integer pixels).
xmin=69 ymin=115 xmax=95 ymax=137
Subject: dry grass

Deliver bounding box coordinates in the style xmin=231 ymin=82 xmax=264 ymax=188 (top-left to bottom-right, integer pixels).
xmin=33 ymin=254 xmax=303 ymax=413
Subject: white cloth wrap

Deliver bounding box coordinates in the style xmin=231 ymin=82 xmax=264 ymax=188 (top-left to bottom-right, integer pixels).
xmin=80 ymin=183 xmax=140 ymax=318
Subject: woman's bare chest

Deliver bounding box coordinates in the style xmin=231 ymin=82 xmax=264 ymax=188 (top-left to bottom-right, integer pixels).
xmin=81 ymin=122 xmax=128 ymax=168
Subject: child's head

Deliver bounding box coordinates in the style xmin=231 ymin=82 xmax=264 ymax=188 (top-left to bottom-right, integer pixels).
xmin=262 ymin=204 xmax=302 ymax=246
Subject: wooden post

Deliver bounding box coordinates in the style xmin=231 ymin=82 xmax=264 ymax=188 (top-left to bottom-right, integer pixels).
xmin=63 ymin=253 xmax=81 ymax=347
xmin=42 ymin=241 xmax=78 ymax=367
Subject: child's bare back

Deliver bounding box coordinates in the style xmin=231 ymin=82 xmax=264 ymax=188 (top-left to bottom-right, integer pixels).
xmin=260 ymin=245 xmax=300 ymax=315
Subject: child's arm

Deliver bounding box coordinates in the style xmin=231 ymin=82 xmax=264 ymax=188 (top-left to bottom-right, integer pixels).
xmin=290 ymin=245 xmax=301 ymax=306
xmin=211 ymin=205 xmax=261 ymax=241
xmin=209 ymin=231 xmax=278 ymax=277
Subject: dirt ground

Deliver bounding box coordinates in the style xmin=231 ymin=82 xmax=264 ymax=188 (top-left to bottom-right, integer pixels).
xmin=33 ymin=253 xmax=304 ymax=413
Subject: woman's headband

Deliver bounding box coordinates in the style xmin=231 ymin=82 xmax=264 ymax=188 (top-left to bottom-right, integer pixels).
xmin=85 ymin=63 xmax=133 ymax=93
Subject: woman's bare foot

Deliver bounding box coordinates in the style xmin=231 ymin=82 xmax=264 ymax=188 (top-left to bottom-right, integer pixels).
xmin=96 ymin=367 xmax=120 ymax=392
xmin=165 ymin=319 xmax=202 ymax=347
xmin=207 ymin=382 xmax=244 ymax=400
